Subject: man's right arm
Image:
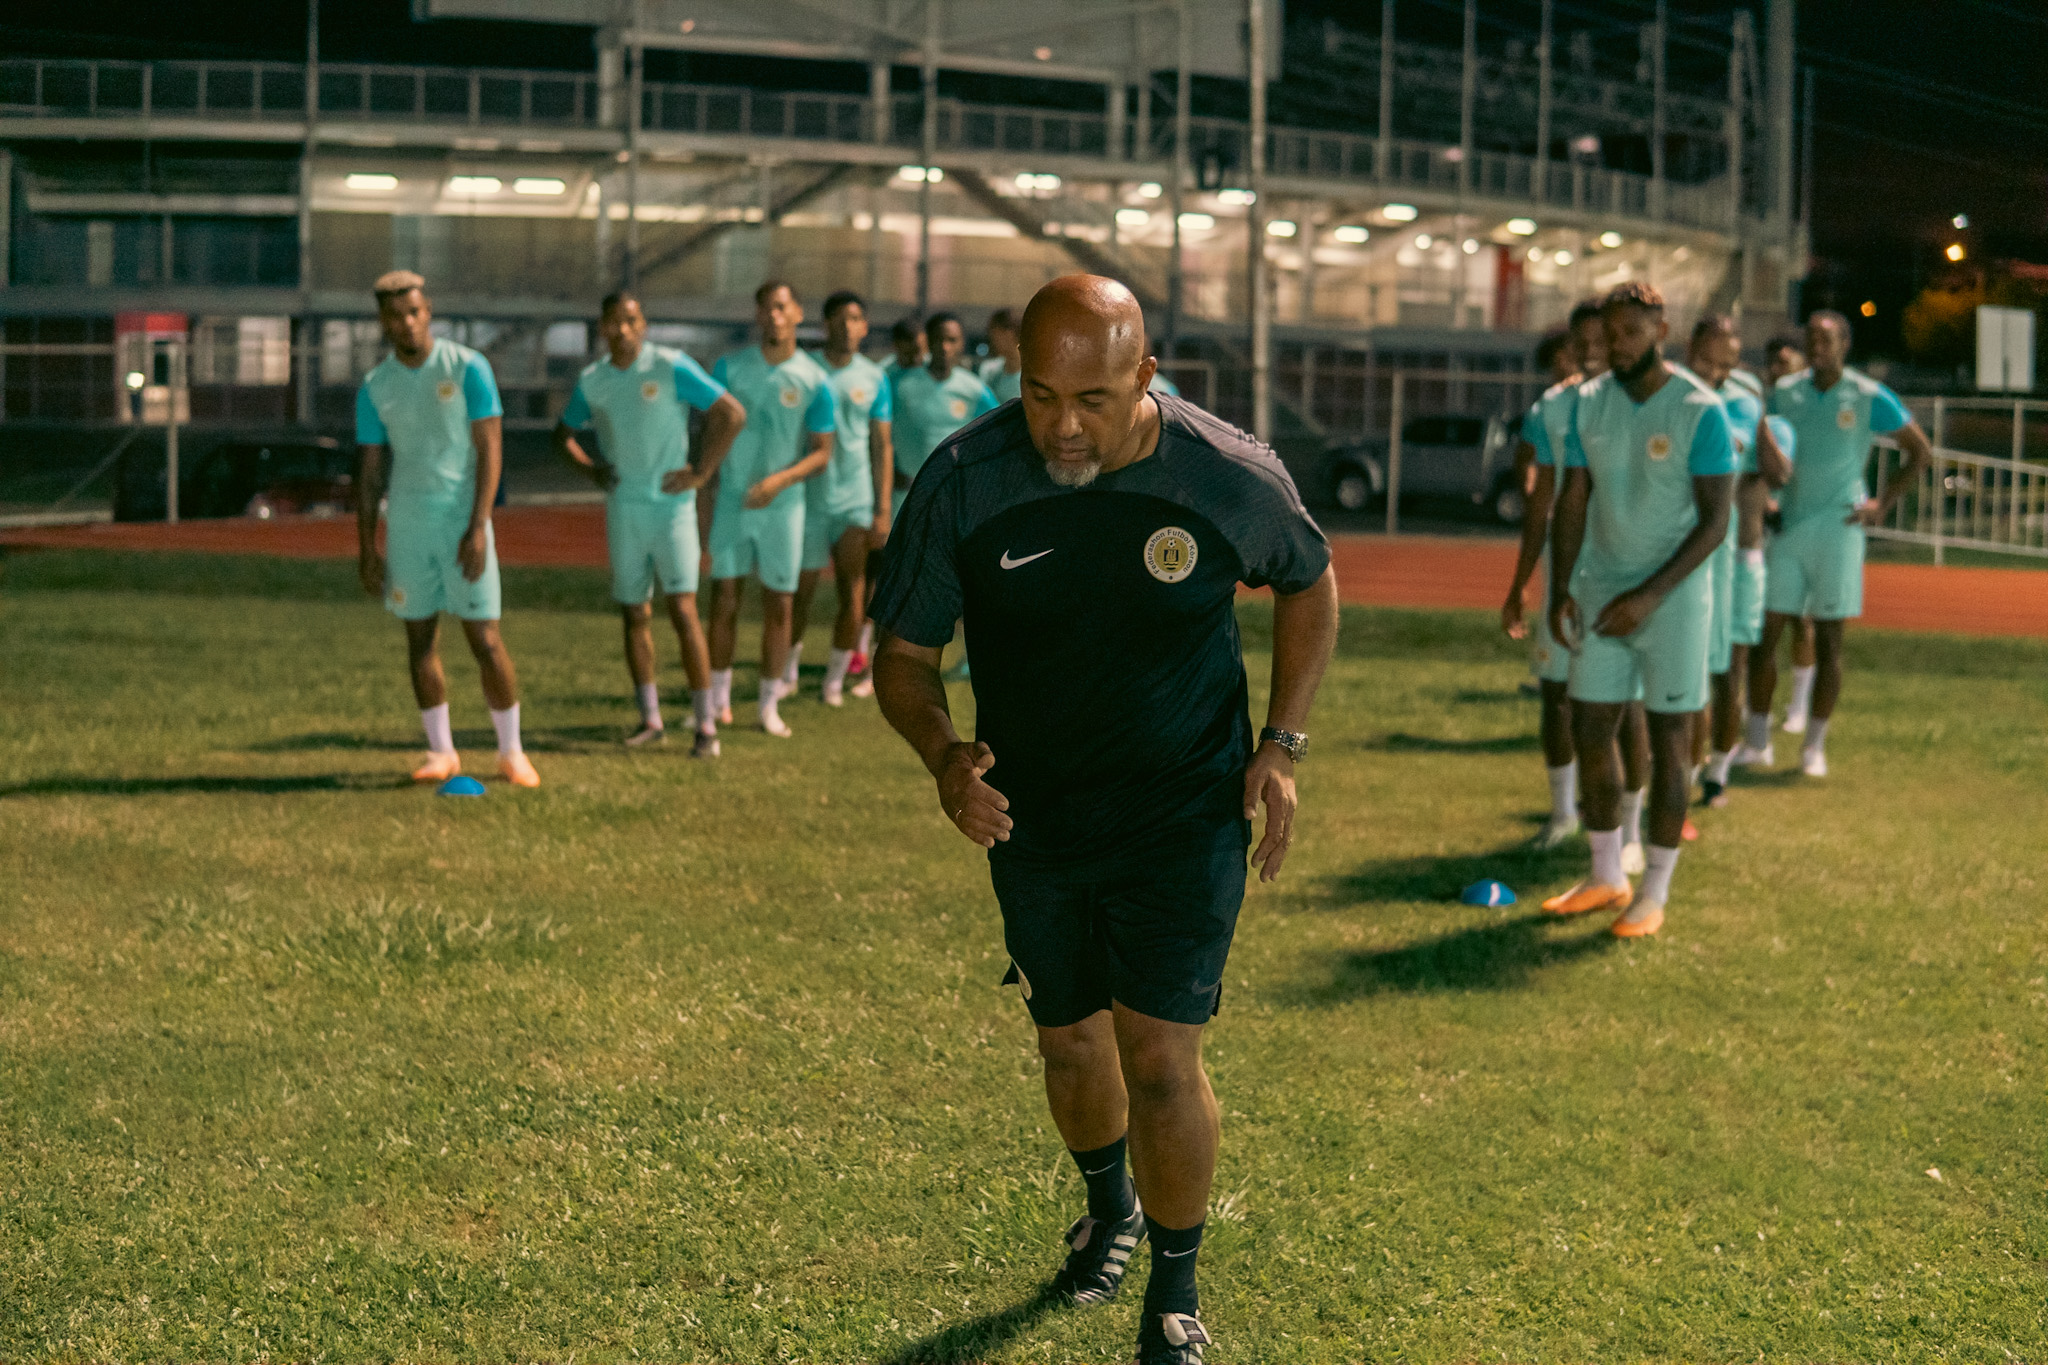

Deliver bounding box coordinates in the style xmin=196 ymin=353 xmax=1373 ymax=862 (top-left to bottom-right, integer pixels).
xmin=1547 ymin=467 xmax=1591 ymax=648
xmin=355 ymin=442 xmax=388 ymax=598
xmin=1503 ymin=453 xmax=1556 ymax=639
xmin=874 ymin=635 xmax=1011 ymax=847
xmin=869 ymin=419 xmax=895 ymax=541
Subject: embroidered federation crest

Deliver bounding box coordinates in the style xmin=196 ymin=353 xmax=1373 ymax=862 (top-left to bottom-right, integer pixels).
xmin=1144 ymin=526 xmax=1198 ymax=583
xmin=390 ymin=586 xmax=408 ymax=607
xmin=851 ymin=386 xmax=871 ymax=405
xmin=1836 ymin=405 xmax=1856 ymax=430
xmin=641 ymin=379 xmax=661 ymax=401
xmin=436 ymin=379 xmax=458 ymax=402
xmin=949 ymin=397 xmax=969 ymax=420
xmin=780 ymin=387 xmax=800 ymax=408
xmin=1647 ymin=433 xmax=1673 ymax=461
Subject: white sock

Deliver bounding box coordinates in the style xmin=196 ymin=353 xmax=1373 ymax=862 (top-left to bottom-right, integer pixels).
xmin=636 ymin=682 xmax=661 ymax=727
xmin=1620 ymin=787 xmax=1646 ymax=847
xmin=1742 ymin=547 xmax=1764 ymax=570
xmin=857 ymin=621 xmax=874 ymax=656
xmin=1589 ymin=827 xmax=1625 ymax=886
xmin=1745 ymin=711 xmax=1772 ymax=750
xmin=758 ymin=676 xmax=784 ymax=721
xmin=1707 ymin=749 xmax=1735 ymax=785
xmin=825 ymin=647 xmax=854 ymax=689
xmin=489 ymin=703 xmax=521 ymax=757
xmin=1546 ymin=761 xmax=1578 ymax=825
xmin=421 ymin=703 xmax=454 ymax=754
xmin=711 ymin=668 xmax=733 ymax=713
xmin=1804 ymin=716 xmax=1830 ymax=753
xmin=1788 ymin=664 xmax=1817 ymax=716
xmin=782 ymin=641 xmax=804 ymax=686
xmin=692 ymin=687 xmax=715 ymax=733
xmin=1640 ymin=844 xmax=1680 ymax=905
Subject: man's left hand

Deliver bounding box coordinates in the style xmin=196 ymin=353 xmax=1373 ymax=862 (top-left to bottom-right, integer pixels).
xmin=1244 ymin=743 xmax=1298 ymax=883
xmin=743 ymin=476 xmax=780 ymax=510
xmin=1846 ymin=498 xmax=1886 ymax=527
xmin=661 ymin=466 xmax=705 ymax=495
xmin=458 ymin=524 xmax=488 ymax=581
xmin=1593 ymin=586 xmax=1659 ymax=638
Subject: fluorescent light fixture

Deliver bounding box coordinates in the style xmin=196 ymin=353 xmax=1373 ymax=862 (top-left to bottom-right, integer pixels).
xmin=447 ymin=175 xmax=502 ymax=194
xmin=1462 ymin=238 xmax=1479 ymax=254
xmin=1333 ymin=225 xmax=1369 ymax=244
xmin=513 ymin=177 xmax=566 ymax=195
xmin=1527 ymin=246 xmax=1543 ymax=262
xmin=1554 ymin=250 xmax=1574 ymax=265
xmin=344 ymin=173 xmax=398 ymax=192
xmin=1381 ymin=203 xmax=1419 ymax=222
xmin=1138 ymin=182 xmax=1163 ymax=199
xmin=1217 ymin=188 xmax=1256 ymax=207
xmin=1506 ymin=218 xmax=1538 ymax=236
xmin=1177 ymin=212 xmax=1215 ymax=231
xmin=1598 ymin=230 xmax=1624 ymax=248
xmin=1267 ymin=219 xmax=1297 ymax=237
xmin=124 ymin=370 xmax=146 ymax=390
xmin=897 ymin=165 xmax=942 ymax=183
xmin=1115 ymin=208 xmax=1151 ymax=227
xmin=1414 ymin=234 xmax=1433 ymax=249
xmin=1014 ymin=172 xmax=1061 ymax=192
xmin=1033 ymin=46 xmax=1052 ymax=61
xmin=1571 ymin=134 xmax=1600 ymax=155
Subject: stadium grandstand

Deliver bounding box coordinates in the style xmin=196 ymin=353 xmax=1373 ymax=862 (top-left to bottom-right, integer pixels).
xmin=0 ymin=0 xmax=1807 ymax=513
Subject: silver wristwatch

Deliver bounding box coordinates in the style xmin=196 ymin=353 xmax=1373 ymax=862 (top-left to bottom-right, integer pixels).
xmin=1259 ymin=727 xmax=1308 ymax=762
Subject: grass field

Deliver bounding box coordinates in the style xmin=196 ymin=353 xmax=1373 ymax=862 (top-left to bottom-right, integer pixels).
xmin=2 ymin=549 xmax=2042 ymax=1363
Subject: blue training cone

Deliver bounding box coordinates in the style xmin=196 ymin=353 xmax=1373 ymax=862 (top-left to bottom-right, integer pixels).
xmin=437 ymin=775 xmax=487 ymax=797
xmin=1461 ymin=878 xmax=1516 ymax=907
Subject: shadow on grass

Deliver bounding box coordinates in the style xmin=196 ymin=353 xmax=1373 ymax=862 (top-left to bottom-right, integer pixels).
xmin=879 ymin=1287 xmax=1062 ymax=1365
xmin=1449 ymin=687 xmax=1530 ymax=705
xmin=0 ymin=773 xmax=407 ymax=798
xmin=1325 ymin=838 xmax=1583 ymax=904
xmin=1373 ymin=731 xmax=1542 ymax=755
xmin=249 ymin=731 xmax=416 ymax=753
xmin=1309 ymin=911 xmax=1621 ymax=999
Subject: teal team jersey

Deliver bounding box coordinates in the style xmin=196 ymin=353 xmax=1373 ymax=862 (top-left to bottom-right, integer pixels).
xmin=709 ymin=346 xmax=836 ymax=509
xmin=810 ymin=351 xmax=892 ymax=515
xmin=1564 ymin=367 xmax=1736 ymax=586
xmin=561 ymin=345 xmax=728 ymax=503
xmin=1767 ymin=368 xmax=1910 ymax=528
xmin=1717 ymin=377 xmax=1763 ymax=474
xmin=1764 ymin=415 xmax=1797 ymax=465
xmin=980 ymin=356 xmax=1022 ymax=404
xmin=355 ymin=338 xmax=503 ymax=507
xmin=1148 ymin=372 xmax=1181 ymax=398
xmin=890 ymin=364 xmax=999 ymax=482
xmin=1524 ymin=378 xmax=1583 ymax=468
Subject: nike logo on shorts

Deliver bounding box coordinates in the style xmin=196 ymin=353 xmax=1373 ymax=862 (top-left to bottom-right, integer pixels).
xmin=1000 ymin=548 xmax=1054 ymax=569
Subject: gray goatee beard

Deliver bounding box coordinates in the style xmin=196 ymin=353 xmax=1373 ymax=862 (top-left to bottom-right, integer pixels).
xmin=1044 ymin=458 xmax=1102 ymax=488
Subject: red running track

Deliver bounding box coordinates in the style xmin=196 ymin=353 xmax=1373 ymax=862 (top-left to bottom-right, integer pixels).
xmin=6 ymin=509 xmax=2046 ymax=640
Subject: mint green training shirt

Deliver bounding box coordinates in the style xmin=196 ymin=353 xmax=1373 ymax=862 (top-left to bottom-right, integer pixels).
xmin=709 ymin=346 xmax=836 ymax=512
xmin=562 ymin=344 xmax=728 ymax=504
xmin=1564 ymin=366 xmax=1736 ymax=587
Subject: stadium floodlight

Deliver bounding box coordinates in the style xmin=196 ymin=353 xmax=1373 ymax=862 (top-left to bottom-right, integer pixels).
xmin=1178 ymin=212 xmax=1216 ymax=231
xmin=344 ymin=173 xmax=399 ymax=192
xmin=1554 ymin=250 xmax=1574 ymax=265
xmin=1506 ymin=218 xmax=1538 ymax=236
xmin=1115 ymin=208 xmax=1150 ymax=227
xmin=1461 ymin=238 xmax=1479 ymax=254
xmin=1953 ymin=213 xmax=1969 ymax=229
xmin=1033 ymin=45 xmax=1052 ymax=60
xmin=1217 ymin=188 xmax=1256 ymax=207
xmin=1381 ymin=203 xmax=1419 ymax=222
xmin=447 ymin=176 xmax=502 ymax=194
xmin=1946 ymin=243 xmax=1966 ymax=262
xmin=1526 ymin=246 xmax=1543 ymax=262
xmin=1014 ymin=172 xmax=1061 ymax=193
xmin=1599 ymin=230 xmax=1624 ymax=248
xmin=1333 ymin=225 xmax=1369 ymax=244
xmin=1138 ymin=182 xmax=1163 ymax=199
xmin=513 ymin=177 xmax=567 ymax=195
xmin=898 ymin=165 xmax=942 ymax=183
xmin=1267 ymin=219 xmax=1297 ymax=237
xmin=1414 ymin=234 xmax=1432 ymax=249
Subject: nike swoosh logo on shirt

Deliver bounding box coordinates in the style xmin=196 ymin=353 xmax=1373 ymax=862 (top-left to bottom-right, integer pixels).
xmin=1000 ymin=548 xmax=1054 ymax=569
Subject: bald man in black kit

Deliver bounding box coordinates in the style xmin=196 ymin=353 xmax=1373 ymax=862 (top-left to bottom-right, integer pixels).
xmin=871 ymin=275 xmax=1339 ymax=1363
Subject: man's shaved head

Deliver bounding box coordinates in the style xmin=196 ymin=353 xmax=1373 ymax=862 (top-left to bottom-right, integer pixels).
xmin=1018 ymin=275 xmax=1158 ymax=486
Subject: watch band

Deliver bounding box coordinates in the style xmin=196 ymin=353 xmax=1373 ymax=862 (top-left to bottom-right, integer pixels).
xmin=1259 ymin=727 xmax=1308 ymax=762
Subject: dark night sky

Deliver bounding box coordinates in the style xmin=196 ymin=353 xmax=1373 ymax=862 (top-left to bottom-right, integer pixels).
xmin=6 ymin=0 xmax=2043 ymax=343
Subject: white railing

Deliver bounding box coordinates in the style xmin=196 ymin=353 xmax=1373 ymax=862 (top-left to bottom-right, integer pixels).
xmin=1865 ymin=436 xmax=2048 ymax=564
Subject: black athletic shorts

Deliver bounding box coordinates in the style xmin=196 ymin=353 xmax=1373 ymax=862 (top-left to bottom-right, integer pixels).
xmin=989 ymin=818 xmax=1251 ymax=1029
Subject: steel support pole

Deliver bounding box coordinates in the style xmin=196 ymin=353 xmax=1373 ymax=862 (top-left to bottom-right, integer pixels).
xmin=1377 ymin=0 xmax=1394 ymax=181
xmin=1385 ymin=373 xmax=1404 ymax=535
xmin=1651 ymin=0 xmax=1667 ymax=219
xmin=1535 ymin=0 xmax=1552 ymax=202
xmin=1168 ymin=0 xmax=1190 ymax=351
xmin=1458 ymin=0 xmax=1474 ymax=200
xmin=297 ymin=0 xmax=318 ymax=425
xmin=917 ymin=8 xmax=938 ymax=317
xmin=1248 ymin=0 xmax=1270 ymax=443
xmin=625 ymin=9 xmax=642 ymax=289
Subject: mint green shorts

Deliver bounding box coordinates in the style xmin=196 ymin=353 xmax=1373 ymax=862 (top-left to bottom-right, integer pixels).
xmin=801 ymin=502 xmax=874 ymax=573
xmin=1708 ymin=536 xmax=1737 ymax=676
xmin=608 ymin=496 xmax=699 ymax=604
xmin=1730 ymin=547 xmax=1766 ymax=647
xmin=1567 ymin=570 xmax=1712 ymax=715
xmin=385 ymin=502 xmax=499 ymax=622
xmin=1529 ymin=553 xmax=1571 ymax=684
xmin=709 ymin=499 xmax=805 ymax=594
xmin=1765 ymin=516 xmax=1865 ymax=621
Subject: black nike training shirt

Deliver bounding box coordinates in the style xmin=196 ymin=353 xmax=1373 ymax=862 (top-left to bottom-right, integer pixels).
xmin=870 ymin=394 xmax=1330 ymax=868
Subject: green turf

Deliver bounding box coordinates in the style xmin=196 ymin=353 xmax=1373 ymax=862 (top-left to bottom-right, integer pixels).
xmin=1 ymin=548 xmax=2041 ymax=1363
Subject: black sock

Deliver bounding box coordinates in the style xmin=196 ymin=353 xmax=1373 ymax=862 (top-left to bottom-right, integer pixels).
xmin=1069 ymin=1135 xmax=1137 ymax=1223
xmin=1142 ymin=1216 xmax=1204 ymax=1317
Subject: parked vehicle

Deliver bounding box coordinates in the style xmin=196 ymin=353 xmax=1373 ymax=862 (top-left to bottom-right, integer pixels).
xmin=116 ymin=436 xmax=353 ymax=522
xmin=1320 ymin=413 xmax=1525 ymax=523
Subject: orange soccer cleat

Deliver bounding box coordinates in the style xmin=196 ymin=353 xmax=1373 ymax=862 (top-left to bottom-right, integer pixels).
xmin=1611 ymin=902 xmax=1665 ymax=938
xmin=1541 ymin=879 xmax=1634 ymax=916
xmin=411 ymin=751 xmax=461 ymax=783
xmin=498 ymin=752 xmax=541 ymax=788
